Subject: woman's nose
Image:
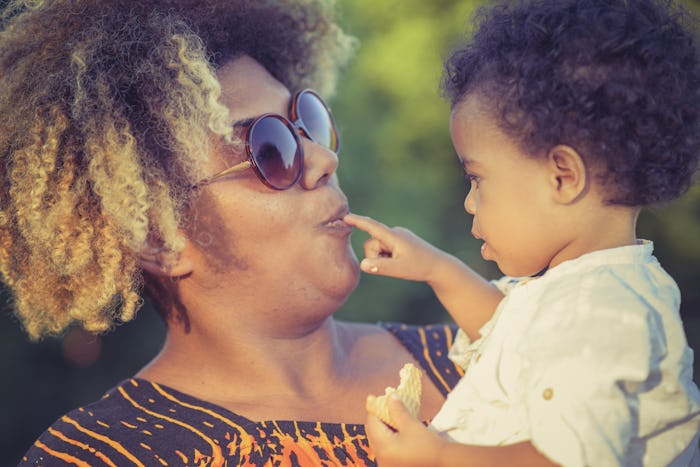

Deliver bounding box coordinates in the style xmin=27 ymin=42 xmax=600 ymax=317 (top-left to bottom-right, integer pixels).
xmin=298 ymin=139 xmax=339 ymax=190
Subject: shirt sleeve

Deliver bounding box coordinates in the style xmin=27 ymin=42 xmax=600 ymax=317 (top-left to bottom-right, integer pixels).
xmin=448 ymin=276 xmax=523 ymax=370
xmin=514 ymin=280 xmax=666 ymax=467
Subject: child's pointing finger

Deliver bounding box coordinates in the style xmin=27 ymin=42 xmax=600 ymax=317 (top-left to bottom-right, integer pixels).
xmin=343 ymin=213 xmax=396 ymax=244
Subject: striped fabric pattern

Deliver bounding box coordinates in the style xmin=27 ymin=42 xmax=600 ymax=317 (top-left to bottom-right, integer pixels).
xmin=21 ymin=323 xmax=462 ymax=466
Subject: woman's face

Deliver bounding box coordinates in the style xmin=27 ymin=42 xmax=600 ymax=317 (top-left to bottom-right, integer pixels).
xmin=186 ymin=55 xmax=359 ymax=329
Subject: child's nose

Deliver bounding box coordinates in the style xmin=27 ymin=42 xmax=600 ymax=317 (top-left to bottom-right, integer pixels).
xmin=464 ymin=186 xmax=477 ymax=214
xmin=298 ymin=139 xmax=339 ymax=190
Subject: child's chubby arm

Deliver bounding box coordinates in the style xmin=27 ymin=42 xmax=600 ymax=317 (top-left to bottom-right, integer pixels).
xmin=344 ymin=213 xmax=502 ymax=338
xmin=366 ymin=396 xmax=558 ymax=467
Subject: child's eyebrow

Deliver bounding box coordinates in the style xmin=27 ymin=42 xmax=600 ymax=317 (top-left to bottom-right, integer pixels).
xmin=460 ymin=155 xmax=479 ymax=169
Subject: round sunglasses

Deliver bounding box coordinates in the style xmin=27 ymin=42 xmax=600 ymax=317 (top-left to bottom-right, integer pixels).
xmin=193 ymin=89 xmax=339 ymax=190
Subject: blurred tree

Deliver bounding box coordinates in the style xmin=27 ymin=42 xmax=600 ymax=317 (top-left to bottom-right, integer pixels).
xmin=2 ymin=0 xmax=699 ymax=465
xmin=335 ymin=0 xmax=489 ymax=326
xmin=334 ymin=0 xmax=700 ymax=361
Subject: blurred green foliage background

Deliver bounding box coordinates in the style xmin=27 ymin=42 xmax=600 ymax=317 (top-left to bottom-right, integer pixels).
xmin=2 ymin=0 xmax=699 ymax=464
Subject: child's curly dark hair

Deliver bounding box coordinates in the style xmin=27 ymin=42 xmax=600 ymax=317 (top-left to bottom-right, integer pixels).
xmin=442 ymin=0 xmax=700 ymax=206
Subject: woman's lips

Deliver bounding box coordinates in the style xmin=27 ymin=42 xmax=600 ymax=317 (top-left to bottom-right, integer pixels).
xmin=320 ymin=206 xmax=353 ymax=234
xmin=324 ymin=218 xmax=351 ymax=228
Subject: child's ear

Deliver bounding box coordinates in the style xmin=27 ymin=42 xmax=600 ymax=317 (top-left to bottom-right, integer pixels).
xmin=546 ymin=144 xmax=587 ymax=204
xmin=138 ymin=234 xmax=194 ymax=278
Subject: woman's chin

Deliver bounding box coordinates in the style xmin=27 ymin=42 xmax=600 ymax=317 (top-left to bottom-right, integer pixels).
xmin=330 ymin=255 xmax=361 ymax=302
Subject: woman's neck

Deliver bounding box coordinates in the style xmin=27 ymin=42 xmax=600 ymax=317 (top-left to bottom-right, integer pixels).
xmin=140 ymin=313 xmax=353 ymax=394
xmin=135 ymin=316 xmax=422 ymax=424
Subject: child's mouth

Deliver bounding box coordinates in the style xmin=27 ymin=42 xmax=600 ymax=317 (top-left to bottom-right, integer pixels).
xmin=480 ymin=242 xmax=492 ymax=261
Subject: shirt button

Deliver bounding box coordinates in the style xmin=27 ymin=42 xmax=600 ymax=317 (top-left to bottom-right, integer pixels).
xmin=542 ymin=387 xmax=554 ymax=400
xmin=474 ymin=353 xmax=481 ymax=363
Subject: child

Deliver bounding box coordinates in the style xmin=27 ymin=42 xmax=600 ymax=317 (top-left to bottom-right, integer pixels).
xmin=344 ymin=0 xmax=700 ymax=465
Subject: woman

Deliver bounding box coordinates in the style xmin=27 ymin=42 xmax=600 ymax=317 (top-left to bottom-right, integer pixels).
xmin=0 ymin=0 xmax=462 ymax=464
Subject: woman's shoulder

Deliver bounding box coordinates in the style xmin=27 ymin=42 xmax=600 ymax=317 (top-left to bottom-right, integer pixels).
xmin=380 ymin=321 xmax=464 ymax=396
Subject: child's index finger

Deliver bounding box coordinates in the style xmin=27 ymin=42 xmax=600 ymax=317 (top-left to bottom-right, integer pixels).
xmin=343 ymin=213 xmax=395 ymax=242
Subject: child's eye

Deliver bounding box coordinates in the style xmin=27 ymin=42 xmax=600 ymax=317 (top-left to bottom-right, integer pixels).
xmin=463 ymin=171 xmax=480 ymax=186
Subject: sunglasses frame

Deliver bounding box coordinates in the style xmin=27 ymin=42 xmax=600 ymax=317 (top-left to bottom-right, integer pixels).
xmin=193 ymin=89 xmax=339 ymax=190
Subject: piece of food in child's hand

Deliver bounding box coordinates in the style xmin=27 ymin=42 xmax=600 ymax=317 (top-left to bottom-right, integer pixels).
xmin=366 ymin=362 xmax=422 ymax=429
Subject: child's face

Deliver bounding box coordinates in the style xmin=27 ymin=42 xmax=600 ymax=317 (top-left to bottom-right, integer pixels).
xmin=450 ymin=95 xmax=563 ymax=277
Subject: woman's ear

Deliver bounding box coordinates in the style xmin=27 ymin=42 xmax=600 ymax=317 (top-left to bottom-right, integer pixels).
xmin=546 ymin=144 xmax=587 ymax=204
xmin=138 ymin=234 xmax=194 ymax=278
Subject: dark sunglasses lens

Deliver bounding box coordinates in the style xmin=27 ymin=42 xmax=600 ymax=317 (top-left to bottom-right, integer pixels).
xmin=249 ymin=117 xmax=301 ymax=189
xmin=297 ymin=92 xmax=338 ymax=151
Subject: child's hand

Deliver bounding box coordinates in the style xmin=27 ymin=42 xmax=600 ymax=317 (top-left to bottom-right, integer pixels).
xmin=366 ymin=395 xmax=446 ymax=467
xmin=344 ymin=213 xmax=450 ymax=284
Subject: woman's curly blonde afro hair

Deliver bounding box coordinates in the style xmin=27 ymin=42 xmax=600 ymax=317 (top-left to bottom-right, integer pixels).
xmin=0 ymin=0 xmax=355 ymax=339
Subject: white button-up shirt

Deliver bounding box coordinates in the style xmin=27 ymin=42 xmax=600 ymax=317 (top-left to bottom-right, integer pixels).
xmin=430 ymin=241 xmax=700 ymax=466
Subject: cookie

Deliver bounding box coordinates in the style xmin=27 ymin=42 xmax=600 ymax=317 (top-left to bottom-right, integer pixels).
xmin=366 ymin=362 xmax=422 ymax=429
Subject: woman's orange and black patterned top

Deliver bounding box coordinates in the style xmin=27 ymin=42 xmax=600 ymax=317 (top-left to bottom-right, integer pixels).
xmin=20 ymin=323 xmax=463 ymax=466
